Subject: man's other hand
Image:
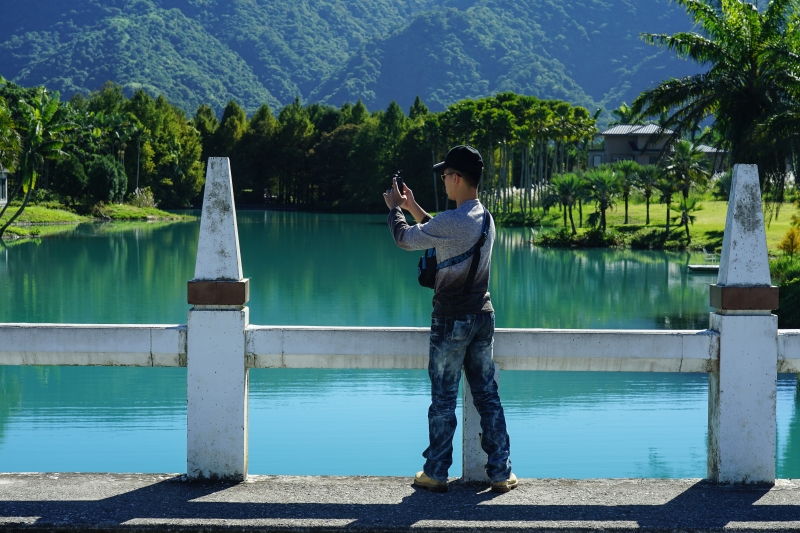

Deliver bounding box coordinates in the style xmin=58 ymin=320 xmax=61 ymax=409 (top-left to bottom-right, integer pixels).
xmin=383 ymin=177 xmax=407 ymax=209
xmin=401 ymin=182 xmax=417 ymax=209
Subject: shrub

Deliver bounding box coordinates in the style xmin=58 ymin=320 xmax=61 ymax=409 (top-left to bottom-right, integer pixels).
xmin=630 ymin=228 xmax=668 ymax=250
xmin=533 ymin=227 xmax=574 ymax=247
xmin=581 ymin=227 xmax=624 ymax=247
xmin=128 ymin=187 xmax=157 ymax=208
xmin=770 ymin=256 xmax=800 ymax=286
xmin=778 ymin=227 xmax=800 ymax=258
xmin=27 ymin=188 xmax=62 ymax=206
xmin=533 ymin=227 xmax=624 ymax=248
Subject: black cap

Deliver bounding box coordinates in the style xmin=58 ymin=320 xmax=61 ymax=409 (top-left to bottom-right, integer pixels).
xmin=433 ymin=145 xmax=484 ymax=179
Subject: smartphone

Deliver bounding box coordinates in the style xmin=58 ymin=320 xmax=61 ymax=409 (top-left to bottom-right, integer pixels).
xmin=394 ymin=171 xmax=404 ymax=195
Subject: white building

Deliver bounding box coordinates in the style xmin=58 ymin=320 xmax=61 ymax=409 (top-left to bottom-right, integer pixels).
xmin=587 ymin=124 xmax=727 ymax=171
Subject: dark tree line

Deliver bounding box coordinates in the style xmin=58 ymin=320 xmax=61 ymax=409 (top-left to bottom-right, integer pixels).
xmin=198 ymin=93 xmax=598 ymax=214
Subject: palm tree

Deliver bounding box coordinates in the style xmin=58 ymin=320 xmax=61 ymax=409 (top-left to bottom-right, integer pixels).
xmin=633 ymin=165 xmax=661 ymax=225
xmin=631 ymin=0 xmax=800 ymax=192
xmin=664 ymin=140 xmax=710 ymax=201
xmin=612 ymin=159 xmax=643 ymax=224
xmin=655 ymin=176 xmax=678 ymax=236
xmin=545 ymin=173 xmax=582 ymax=234
xmin=663 ymin=140 xmax=709 ymax=237
xmin=583 ymin=169 xmax=621 ymax=232
xmin=0 ymin=88 xmax=71 ymax=238
xmin=671 ymin=197 xmax=703 ymax=244
xmin=609 ymin=102 xmax=642 ymax=126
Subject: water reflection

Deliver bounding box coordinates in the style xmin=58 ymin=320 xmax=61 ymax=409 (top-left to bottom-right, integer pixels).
xmin=0 ymin=212 xmax=715 ymax=329
xmin=0 ymin=366 xmax=186 ymax=472
xmin=494 ymin=228 xmax=712 ymax=329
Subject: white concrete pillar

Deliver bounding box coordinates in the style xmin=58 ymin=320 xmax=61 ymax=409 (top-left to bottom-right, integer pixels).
xmin=462 ymin=364 xmax=499 ymax=482
xmin=708 ymin=164 xmax=779 ymax=484
xmin=186 ymin=157 xmax=250 ymax=481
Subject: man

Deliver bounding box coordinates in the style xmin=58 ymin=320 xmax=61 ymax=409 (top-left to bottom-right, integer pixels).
xmin=383 ymin=145 xmax=515 ymax=493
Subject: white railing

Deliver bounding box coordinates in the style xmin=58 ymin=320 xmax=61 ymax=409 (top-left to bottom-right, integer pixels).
xmin=0 ymin=160 xmax=787 ymax=485
xmin=1 ymin=324 xmax=724 ymax=372
xmin=5 ymin=324 xmax=800 ymax=373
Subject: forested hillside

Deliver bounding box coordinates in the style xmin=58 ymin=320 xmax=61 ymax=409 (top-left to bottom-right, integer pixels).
xmin=0 ymin=0 xmax=701 ymax=117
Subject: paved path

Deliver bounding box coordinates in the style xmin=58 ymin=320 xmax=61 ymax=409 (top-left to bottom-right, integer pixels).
xmin=2 ymin=473 xmax=800 ymax=531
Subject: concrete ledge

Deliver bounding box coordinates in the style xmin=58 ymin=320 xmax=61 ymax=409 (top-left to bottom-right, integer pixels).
xmin=3 ymin=473 xmax=800 ymax=532
xmin=246 ymin=327 xmax=719 ymax=372
xmin=0 ymin=324 xmax=186 ymax=367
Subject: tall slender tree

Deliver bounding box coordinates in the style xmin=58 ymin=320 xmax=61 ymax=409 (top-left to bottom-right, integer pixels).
xmin=663 ymin=140 xmax=709 ymax=236
xmin=633 ymin=165 xmax=661 ymax=225
xmin=671 ymin=197 xmax=703 ymax=244
xmin=613 ymin=159 xmax=643 ymax=224
xmin=655 ymin=176 xmax=678 ymax=236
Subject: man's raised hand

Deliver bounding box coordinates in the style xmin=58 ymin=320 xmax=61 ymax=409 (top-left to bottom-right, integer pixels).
xmin=383 ymin=177 xmax=407 ymax=210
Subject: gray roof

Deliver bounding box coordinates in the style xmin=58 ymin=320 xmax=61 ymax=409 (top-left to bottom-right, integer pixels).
xmin=600 ymin=124 xmax=674 ymax=136
xmin=695 ymin=144 xmax=726 ymax=153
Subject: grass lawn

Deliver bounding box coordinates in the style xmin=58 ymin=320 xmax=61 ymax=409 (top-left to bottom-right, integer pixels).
xmin=539 ymin=200 xmax=796 ymax=253
xmin=0 ymin=205 xmax=87 ymax=225
xmin=1 ymin=203 xmax=193 ymax=240
xmin=94 ymin=204 xmax=190 ymax=220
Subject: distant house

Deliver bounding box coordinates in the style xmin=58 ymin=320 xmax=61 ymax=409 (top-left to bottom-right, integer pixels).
xmin=587 ymin=124 xmax=727 ymax=171
xmin=0 ymin=167 xmax=7 ymax=208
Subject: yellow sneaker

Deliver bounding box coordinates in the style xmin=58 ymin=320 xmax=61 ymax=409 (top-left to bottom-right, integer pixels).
xmin=491 ymin=472 xmax=518 ymax=493
xmin=413 ymin=471 xmax=448 ymax=492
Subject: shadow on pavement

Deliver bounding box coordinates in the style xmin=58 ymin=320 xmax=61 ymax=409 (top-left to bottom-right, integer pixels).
xmin=0 ymin=478 xmax=790 ymax=530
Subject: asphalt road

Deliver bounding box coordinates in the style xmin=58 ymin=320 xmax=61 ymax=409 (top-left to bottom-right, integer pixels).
xmin=2 ymin=473 xmax=800 ymax=532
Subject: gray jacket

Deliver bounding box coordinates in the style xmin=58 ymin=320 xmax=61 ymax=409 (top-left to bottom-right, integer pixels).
xmin=388 ymin=199 xmax=495 ymax=317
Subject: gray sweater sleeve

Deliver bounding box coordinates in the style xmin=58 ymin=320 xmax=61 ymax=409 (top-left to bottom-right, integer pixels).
xmin=387 ymin=207 xmax=443 ymax=251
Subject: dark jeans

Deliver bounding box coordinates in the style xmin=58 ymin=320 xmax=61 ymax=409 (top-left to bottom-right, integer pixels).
xmin=423 ymin=312 xmax=512 ymax=482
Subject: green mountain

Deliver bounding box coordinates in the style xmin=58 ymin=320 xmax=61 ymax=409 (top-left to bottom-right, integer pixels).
xmin=0 ymin=0 xmax=277 ymax=112
xmin=0 ymin=0 xmax=701 ymax=116
xmin=311 ymin=7 xmax=599 ymax=112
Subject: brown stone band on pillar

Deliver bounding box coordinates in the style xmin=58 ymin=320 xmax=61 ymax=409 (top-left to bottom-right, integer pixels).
xmin=188 ymin=279 xmax=250 ymax=306
xmin=709 ymin=284 xmax=779 ymax=310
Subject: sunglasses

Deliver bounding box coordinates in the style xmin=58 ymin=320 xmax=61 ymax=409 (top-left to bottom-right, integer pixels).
xmin=441 ymin=171 xmax=460 ymax=181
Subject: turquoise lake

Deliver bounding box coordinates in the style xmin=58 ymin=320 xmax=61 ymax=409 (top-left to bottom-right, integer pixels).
xmin=1 ymin=211 xmax=798 ymax=478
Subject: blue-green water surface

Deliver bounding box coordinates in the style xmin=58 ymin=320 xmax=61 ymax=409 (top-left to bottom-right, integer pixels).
xmin=1 ymin=211 xmax=798 ymax=478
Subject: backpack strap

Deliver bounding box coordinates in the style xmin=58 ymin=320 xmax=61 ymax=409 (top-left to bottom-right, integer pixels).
xmin=463 ymin=208 xmax=490 ymax=294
